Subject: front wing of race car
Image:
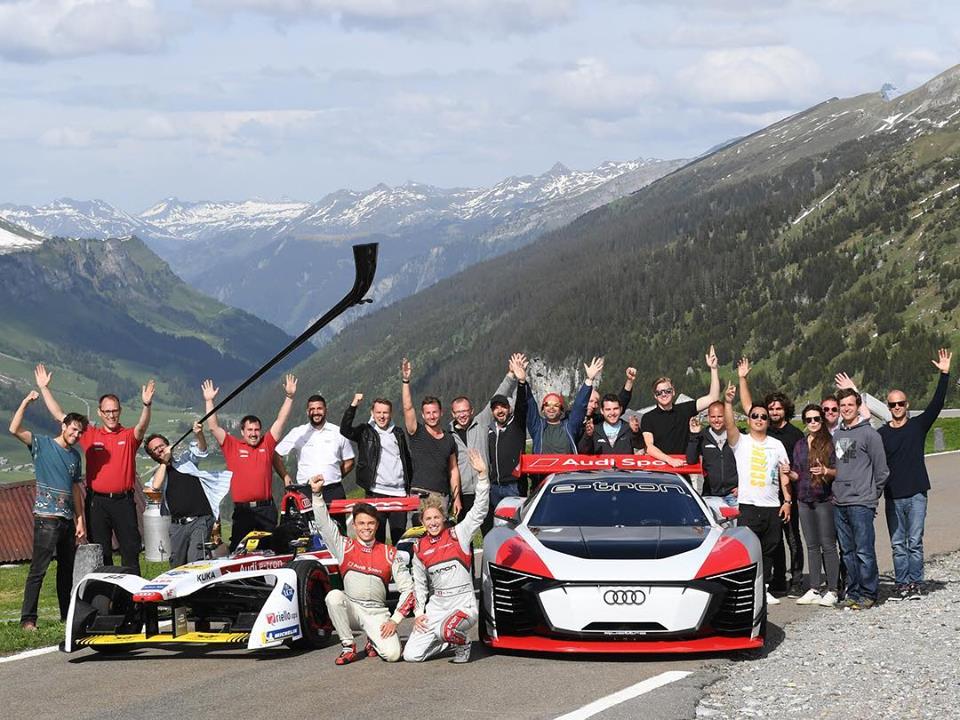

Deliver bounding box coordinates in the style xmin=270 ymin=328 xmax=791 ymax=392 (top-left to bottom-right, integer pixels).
xmin=64 ymin=557 xmax=331 ymax=652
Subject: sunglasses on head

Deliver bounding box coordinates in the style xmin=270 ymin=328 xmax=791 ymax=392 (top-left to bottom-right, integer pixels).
xmin=887 ymin=400 xmax=907 ymax=408
xmin=654 ymin=388 xmax=674 ymax=397
xmin=803 ymin=415 xmax=823 ymax=424
xmin=749 ymin=412 xmax=769 ymax=420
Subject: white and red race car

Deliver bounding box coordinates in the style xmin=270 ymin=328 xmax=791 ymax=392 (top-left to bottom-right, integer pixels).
xmin=480 ymin=455 xmax=763 ymax=654
xmin=63 ymin=488 xmax=418 ymax=654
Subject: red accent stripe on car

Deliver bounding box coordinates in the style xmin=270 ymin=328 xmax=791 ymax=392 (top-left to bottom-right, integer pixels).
xmin=493 ymin=536 xmax=554 ymax=578
xmin=694 ymin=535 xmax=752 ymax=579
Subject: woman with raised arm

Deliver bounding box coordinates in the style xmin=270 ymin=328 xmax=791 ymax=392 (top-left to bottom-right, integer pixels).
xmin=788 ymin=404 xmax=839 ymax=607
xmin=403 ymin=448 xmax=489 ymax=664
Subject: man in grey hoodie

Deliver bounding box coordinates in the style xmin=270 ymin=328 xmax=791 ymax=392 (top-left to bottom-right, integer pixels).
xmin=832 ymin=388 xmax=890 ymax=610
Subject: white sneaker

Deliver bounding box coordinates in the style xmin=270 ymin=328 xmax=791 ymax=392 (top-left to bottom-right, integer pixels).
xmin=451 ymin=642 xmax=472 ymax=664
xmin=818 ymin=591 xmax=838 ymax=607
xmin=796 ymin=589 xmax=821 ymax=605
xmin=766 ymin=591 xmax=781 ymax=606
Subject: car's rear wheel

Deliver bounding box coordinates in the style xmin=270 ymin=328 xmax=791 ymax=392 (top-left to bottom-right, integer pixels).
xmin=289 ymin=560 xmax=333 ymax=649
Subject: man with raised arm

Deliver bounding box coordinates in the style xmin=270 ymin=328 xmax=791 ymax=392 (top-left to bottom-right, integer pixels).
xmin=723 ymin=382 xmax=792 ymax=606
xmin=449 ymin=354 xmax=520 ymax=520
xmin=401 ymin=359 xmax=462 ymax=518
xmin=10 ymin=391 xmax=87 ymax=631
xmin=641 ymin=346 xmax=720 ymax=467
xmin=34 ymin=363 xmax=154 ymax=572
xmin=580 ymin=393 xmax=644 ymax=456
xmin=527 ymin=356 xmax=604 ymax=455
xmin=580 ymin=366 xmax=637 ymax=452
xmin=737 ymin=357 xmax=805 ymax=597
xmin=202 ymin=374 xmax=297 ymax=550
xmin=310 ymin=475 xmax=414 ymax=665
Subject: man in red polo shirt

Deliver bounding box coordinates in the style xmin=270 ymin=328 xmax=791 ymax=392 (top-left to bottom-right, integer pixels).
xmin=202 ymin=374 xmax=297 ymax=550
xmin=35 ymin=363 xmax=155 ymax=572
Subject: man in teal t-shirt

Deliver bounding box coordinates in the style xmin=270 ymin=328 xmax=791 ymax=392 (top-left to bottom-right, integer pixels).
xmin=9 ymin=390 xmax=88 ymax=631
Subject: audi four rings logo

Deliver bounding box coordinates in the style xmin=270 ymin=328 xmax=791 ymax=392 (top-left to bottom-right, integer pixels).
xmin=603 ymin=589 xmax=646 ymax=605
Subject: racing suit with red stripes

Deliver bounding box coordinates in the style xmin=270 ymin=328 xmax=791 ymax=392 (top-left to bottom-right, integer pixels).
xmin=313 ymin=496 xmax=414 ymax=661
xmin=402 ymin=477 xmax=489 ymax=661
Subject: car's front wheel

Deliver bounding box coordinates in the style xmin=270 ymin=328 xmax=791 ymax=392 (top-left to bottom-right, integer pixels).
xmin=288 ymin=560 xmax=333 ymax=649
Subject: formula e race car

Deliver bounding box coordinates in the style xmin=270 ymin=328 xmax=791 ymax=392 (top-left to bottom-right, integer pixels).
xmin=63 ymin=486 xmax=419 ymax=653
xmin=480 ymin=454 xmax=763 ymax=654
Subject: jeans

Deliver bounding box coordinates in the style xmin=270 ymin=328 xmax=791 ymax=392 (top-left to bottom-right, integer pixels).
xmin=885 ymin=492 xmax=928 ymax=585
xmin=21 ymin=516 xmax=76 ymax=624
xmin=481 ymin=482 xmax=520 ymax=537
xmin=834 ymin=504 xmax=879 ymax=601
xmin=738 ymin=504 xmax=782 ymax=585
xmin=798 ymin=501 xmax=840 ymax=592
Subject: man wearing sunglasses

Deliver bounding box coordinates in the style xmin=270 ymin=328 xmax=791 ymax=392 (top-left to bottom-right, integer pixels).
xmin=876 ymin=348 xmax=951 ymax=600
xmin=820 ymin=396 xmax=841 ymax=435
xmin=527 ymin=356 xmax=603 ymax=455
xmin=641 ymin=345 xmax=720 ymax=468
xmin=722 ymin=383 xmax=791 ymax=606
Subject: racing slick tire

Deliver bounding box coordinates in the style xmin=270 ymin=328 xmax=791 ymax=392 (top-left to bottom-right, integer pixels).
xmin=288 ymin=560 xmax=334 ymax=649
xmin=73 ymin=568 xmax=139 ymax=654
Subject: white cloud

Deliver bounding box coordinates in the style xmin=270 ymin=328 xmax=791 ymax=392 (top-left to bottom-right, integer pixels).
xmin=538 ymin=58 xmax=658 ymax=118
xmin=38 ymin=126 xmax=95 ymax=148
xmin=892 ymin=48 xmax=950 ymax=71
xmin=0 ymin=0 xmax=170 ymax=63
xmin=678 ymin=46 xmax=821 ymax=104
xmin=198 ymin=0 xmax=574 ymax=35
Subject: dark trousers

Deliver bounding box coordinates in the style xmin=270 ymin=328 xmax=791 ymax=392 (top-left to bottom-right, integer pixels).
xmin=320 ymin=483 xmax=348 ymax=534
xmin=86 ymin=493 xmax=141 ymax=572
xmin=169 ymin=515 xmax=215 ymax=567
xmin=738 ymin=504 xmax=783 ymax=586
xmin=457 ymin=492 xmax=476 ymax=523
xmin=772 ymin=501 xmax=804 ymax=591
xmin=21 ymin=516 xmax=76 ymax=623
xmin=230 ymin=501 xmax=277 ymax=550
xmin=366 ymin=491 xmax=409 ymax=544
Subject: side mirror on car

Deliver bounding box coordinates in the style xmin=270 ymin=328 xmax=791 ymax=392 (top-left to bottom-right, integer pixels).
xmin=493 ymin=498 xmax=524 ymax=527
xmin=704 ymin=496 xmax=739 ymax=525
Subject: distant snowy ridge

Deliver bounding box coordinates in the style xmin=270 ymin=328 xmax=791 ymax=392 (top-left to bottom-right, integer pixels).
xmin=0 ymin=219 xmax=44 ymax=254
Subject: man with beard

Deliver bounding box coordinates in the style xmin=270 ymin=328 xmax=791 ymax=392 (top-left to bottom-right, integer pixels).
xmin=483 ymin=355 xmax=530 ymax=534
xmin=275 ymin=394 xmax=355 ymax=532
xmin=527 ymin=356 xmax=604 ymax=455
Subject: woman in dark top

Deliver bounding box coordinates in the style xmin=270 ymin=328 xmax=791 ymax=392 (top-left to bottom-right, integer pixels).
xmin=788 ymin=404 xmax=839 ymax=606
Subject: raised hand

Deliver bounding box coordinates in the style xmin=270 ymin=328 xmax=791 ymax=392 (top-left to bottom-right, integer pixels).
xmin=736 ymin=357 xmax=751 ymax=378
xmin=723 ymin=381 xmax=736 ymax=404
xmin=352 ymin=392 xmax=364 ymax=406
xmin=625 ymin=367 xmax=637 ymax=383
xmin=142 ymin=378 xmax=156 ymax=405
xmin=308 ymin=474 xmax=325 ymax=494
xmin=467 ymin=447 xmax=487 ymax=475
xmin=705 ymin=345 xmax=719 ymax=370
xmin=583 ymin=417 xmax=595 ymax=437
xmin=584 ymin=356 xmax=604 ymax=382
xmin=933 ymin=348 xmax=952 ymax=373
xmin=401 ymin=358 xmax=412 ymax=382
xmin=201 ymin=379 xmax=219 ymax=402
xmin=192 ymin=421 xmax=203 ymax=435
xmin=689 ymin=416 xmax=701 ymax=434
xmin=23 ymin=390 xmax=39 ymax=404
xmin=628 ymin=414 xmax=640 ymax=433
xmin=34 ymin=363 xmax=52 ymax=389
xmin=834 ymin=372 xmax=857 ymax=391
xmin=283 ymin=374 xmax=297 ymax=397
xmin=509 ymin=353 xmax=528 ymax=382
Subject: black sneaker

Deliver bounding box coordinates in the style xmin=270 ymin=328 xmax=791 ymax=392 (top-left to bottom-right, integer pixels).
xmin=889 ymin=584 xmax=909 ymax=601
xmin=907 ymin=583 xmax=923 ymax=600
xmin=787 ymin=582 xmax=803 ymax=598
xmin=850 ymin=598 xmax=876 ymax=610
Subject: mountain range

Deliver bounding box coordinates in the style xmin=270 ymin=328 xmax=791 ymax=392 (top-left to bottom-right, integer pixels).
xmin=0 ymin=158 xmax=685 ymax=339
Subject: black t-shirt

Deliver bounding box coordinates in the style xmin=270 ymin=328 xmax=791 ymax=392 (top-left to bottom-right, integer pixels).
xmin=768 ymin=422 xmax=805 ymax=465
xmin=407 ymin=424 xmax=457 ymax=494
xmin=165 ymin=466 xmax=213 ymax=518
xmin=640 ymin=400 xmax=698 ymax=454
xmin=541 ymin=422 xmax=572 ymax=454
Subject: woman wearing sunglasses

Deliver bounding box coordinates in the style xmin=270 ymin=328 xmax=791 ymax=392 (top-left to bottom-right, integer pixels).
xmin=787 ymin=404 xmax=839 ymax=606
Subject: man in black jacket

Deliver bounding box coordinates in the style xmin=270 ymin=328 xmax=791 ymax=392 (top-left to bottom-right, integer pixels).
xmin=579 ymin=366 xmax=636 ymax=453
xmin=484 ymin=359 xmax=530 ymax=535
xmin=686 ymin=402 xmax=738 ymax=499
xmin=581 ymin=394 xmax=644 ymax=456
xmin=340 ymin=395 xmax=412 ymax=544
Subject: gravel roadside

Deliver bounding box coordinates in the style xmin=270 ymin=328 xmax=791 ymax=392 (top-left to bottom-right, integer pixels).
xmin=696 ymin=550 xmax=960 ymax=719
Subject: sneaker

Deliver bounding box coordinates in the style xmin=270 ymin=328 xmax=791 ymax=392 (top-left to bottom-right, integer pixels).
xmin=363 ymin=640 xmax=379 ymax=658
xmin=850 ymin=598 xmax=876 ymax=610
xmin=766 ymin=592 xmax=781 ymax=606
xmin=20 ymin=621 xmax=37 ymax=632
xmin=889 ymin=584 xmax=909 ymax=601
xmin=451 ymin=642 xmax=472 ymax=664
xmin=907 ymin=583 xmax=923 ymax=600
xmin=335 ymin=644 xmax=363 ymax=665
xmin=818 ymin=591 xmax=838 ymax=607
xmin=795 ymin=589 xmax=821 ymax=605
xmin=836 ymin=597 xmax=858 ymax=609
xmin=787 ymin=582 xmax=804 ymax=598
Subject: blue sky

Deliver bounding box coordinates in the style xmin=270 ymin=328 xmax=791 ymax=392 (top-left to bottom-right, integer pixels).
xmin=0 ymin=0 xmax=957 ymax=211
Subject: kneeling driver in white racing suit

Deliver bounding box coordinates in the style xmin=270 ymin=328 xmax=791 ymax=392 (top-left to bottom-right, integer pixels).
xmin=311 ymin=475 xmax=414 ymax=665
xmin=403 ymin=448 xmax=489 ymax=664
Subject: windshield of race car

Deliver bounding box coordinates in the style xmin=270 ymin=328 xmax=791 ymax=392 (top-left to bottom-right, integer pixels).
xmin=528 ymin=478 xmax=710 ymax=528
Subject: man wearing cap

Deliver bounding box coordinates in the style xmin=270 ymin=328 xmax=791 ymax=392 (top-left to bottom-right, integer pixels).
xmin=449 ymin=354 xmax=521 ymax=521
xmin=483 ymin=356 xmax=530 ymax=534
xmin=527 ymin=356 xmax=604 ymax=455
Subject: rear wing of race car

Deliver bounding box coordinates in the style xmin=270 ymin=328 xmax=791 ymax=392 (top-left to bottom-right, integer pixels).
xmin=328 ymin=497 xmax=421 ymax=515
xmin=519 ymin=454 xmax=702 ymax=475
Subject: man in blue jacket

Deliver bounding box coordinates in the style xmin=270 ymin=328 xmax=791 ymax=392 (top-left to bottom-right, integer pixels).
xmin=878 ymin=348 xmax=951 ymax=600
xmin=526 ymin=356 xmax=604 ymax=455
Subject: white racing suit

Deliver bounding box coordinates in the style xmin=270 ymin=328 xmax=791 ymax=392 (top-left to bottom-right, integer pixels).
xmin=313 ymin=497 xmax=415 ymax=661
xmin=403 ymin=478 xmax=489 ymax=662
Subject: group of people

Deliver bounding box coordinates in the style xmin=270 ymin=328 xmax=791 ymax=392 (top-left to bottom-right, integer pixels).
xmin=10 ymin=344 xmax=952 ymax=661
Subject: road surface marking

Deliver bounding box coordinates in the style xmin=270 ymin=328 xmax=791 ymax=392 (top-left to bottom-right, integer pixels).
xmin=553 ymin=670 xmax=692 ymax=720
xmin=0 ymin=645 xmax=59 ymax=664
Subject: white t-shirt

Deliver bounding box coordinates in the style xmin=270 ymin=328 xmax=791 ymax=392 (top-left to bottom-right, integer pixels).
xmin=276 ymin=422 xmax=355 ymax=485
xmin=731 ymin=433 xmax=788 ymax=507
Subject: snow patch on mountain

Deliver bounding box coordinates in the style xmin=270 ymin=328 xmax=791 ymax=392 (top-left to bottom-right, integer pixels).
xmin=0 ymin=221 xmax=44 ymax=254
xmin=141 ymin=198 xmax=310 ymax=241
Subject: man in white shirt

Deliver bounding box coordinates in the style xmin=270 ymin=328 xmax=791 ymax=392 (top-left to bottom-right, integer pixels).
xmin=722 ymin=382 xmax=791 ymax=606
xmin=275 ymin=394 xmax=355 ymax=531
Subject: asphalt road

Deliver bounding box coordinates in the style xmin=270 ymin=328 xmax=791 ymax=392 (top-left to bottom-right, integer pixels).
xmin=3 ymin=453 xmax=956 ymax=720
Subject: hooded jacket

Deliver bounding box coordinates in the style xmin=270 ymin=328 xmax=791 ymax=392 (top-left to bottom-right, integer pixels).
xmin=832 ymin=418 xmax=889 ymax=507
